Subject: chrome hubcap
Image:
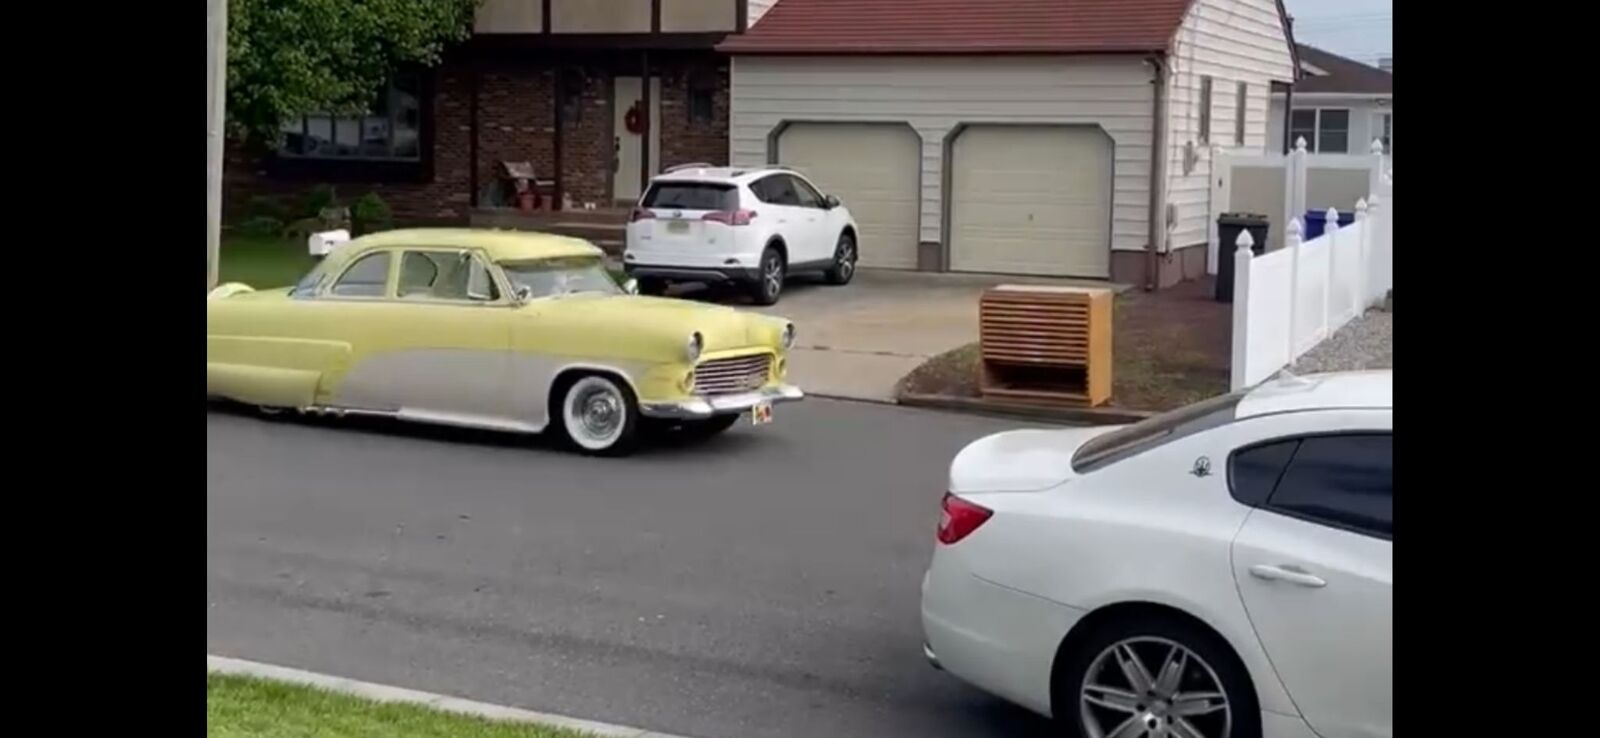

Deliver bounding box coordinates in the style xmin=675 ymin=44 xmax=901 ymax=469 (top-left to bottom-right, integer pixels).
xmin=1080 ymin=638 xmax=1231 ymax=738
xmin=578 ymin=389 xmax=621 ymax=437
xmin=564 ymin=376 xmax=628 ymax=449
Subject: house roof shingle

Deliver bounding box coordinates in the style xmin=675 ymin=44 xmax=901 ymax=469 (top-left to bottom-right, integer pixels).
xmin=717 ymin=0 xmax=1195 ymax=55
xmin=1294 ymin=44 xmax=1392 ymax=94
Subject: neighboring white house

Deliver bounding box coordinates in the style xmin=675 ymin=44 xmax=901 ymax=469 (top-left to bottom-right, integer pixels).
xmin=719 ymin=0 xmax=1296 ymax=288
xmin=1268 ymin=44 xmax=1393 ymax=156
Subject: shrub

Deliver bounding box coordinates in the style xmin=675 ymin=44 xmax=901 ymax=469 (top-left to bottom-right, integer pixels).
xmin=352 ymin=192 xmax=394 ymax=235
xmin=243 ymin=195 xmax=290 ymax=222
xmin=237 ymin=216 xmax=285 ymax=239
xmin=300 ymin=185 xmax=339 ymax=218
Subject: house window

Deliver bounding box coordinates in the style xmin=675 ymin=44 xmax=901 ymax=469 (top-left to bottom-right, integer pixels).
xmin=1234 ymin=82 xmax=1248 ymax=145
xmin=1287 ymin=108 xmax=1352 ymax=153
xmin=1198 ymin=76 xmax=1213 ymax=143
xmin=279 ymin=73 xmax=422 ymax=161
xmin=1376 ymin=113 xmax=1392 ymax=154
xmin=687 ymin=70 xmax=716 ymax=126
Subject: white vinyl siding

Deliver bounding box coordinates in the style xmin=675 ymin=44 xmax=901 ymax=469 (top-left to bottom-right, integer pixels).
xmin=731 ymin=55 xmax=1155 ymax=253
xmin=1163 ymin=0 xmax=1296 ymax=251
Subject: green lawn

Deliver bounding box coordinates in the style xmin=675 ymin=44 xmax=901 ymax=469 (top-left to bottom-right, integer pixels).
xmin=218 ymin=235 xmax=317 ymax=289
xmin=207 ymin=674 xmax=599 ymax=738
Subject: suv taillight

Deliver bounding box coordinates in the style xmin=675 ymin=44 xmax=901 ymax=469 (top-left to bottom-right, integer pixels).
xmin=702 ymin=209 xmax=757 ymax=226
xmin=629 ymin=207 xmax=656 ymax=222
xmin=936 ymin=493 xmax=993 ymax=545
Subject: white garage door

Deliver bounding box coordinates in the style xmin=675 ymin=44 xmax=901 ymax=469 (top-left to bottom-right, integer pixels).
xmin=950 ymin=125 xmax=1113 ymax=277
xmin=777 ymin=123 xmax=921 ymax=269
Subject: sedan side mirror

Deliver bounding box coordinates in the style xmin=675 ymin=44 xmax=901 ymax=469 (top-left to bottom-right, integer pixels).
xmin=623 ymin=278 xmax=639 ymax=295
xmin=824 ymin=194 xmax=842 ymax=209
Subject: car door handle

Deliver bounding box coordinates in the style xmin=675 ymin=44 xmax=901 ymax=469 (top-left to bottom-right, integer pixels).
xmin=1248 ymin=564 xmax=1327 ymax=588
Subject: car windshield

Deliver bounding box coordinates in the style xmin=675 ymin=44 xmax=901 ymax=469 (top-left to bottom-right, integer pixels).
xmin=499 ymin=257 xmax=621 ymax=299
xmin=289 ymin=260 xmax=333 ymax=297
xmin=1070 ymin=390 xmax=1247 ymax=473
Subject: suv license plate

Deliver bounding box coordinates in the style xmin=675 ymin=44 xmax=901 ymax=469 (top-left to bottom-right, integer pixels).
xmin=667 ymin=220 xmax=690 ymax=234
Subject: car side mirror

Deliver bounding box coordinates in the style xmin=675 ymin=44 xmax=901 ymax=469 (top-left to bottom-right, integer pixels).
xmin=623 ymin=278 xmax=639 ymax=295
xmin=824 ymin=194 xmax=841 ymax=209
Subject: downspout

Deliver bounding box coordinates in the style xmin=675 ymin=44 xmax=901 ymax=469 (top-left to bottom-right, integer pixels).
xmin=1145 ymin=54 xmax=1168 ymax=292
xmin=1281 ymin=82 xmax=1294 ymax=154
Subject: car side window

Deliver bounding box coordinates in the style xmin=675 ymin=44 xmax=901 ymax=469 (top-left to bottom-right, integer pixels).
xmin=329 ymin=251 xmax=392 ymax=298
xmin=756 ymin=175 xmax=800 ymax=206
xmin=399 ymin=250 xmax=499 ymax=302
xmin=788 ymin=175 xmax=824 ymax=208
xmin=1267 ymin=433 xmax=1393 ymax=539
xmin=1227 ymin=439 xmax=1299 ymax=507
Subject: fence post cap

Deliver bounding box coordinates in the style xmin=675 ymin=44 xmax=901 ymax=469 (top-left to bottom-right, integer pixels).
xmin=1235 ymin=229 xmax=1256 ymax=250
xmin=1367 ymin=192 xmax=1382 ymax=207
xmin=1355 ymin=198 xmax=1369 ymax=213
xmin=1325 ymin=206 xmax=1339 ymax=220
xmin=1370 ymin=138 xmax=1386 ymax=155
xmin=1294 ymin=136 xmax=1309 ymax=152
xmin=1286 ymin=217 xmax=1303 ymax=238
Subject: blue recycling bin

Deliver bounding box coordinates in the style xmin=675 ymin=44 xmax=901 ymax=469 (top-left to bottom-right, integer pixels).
xmin=1303 ymin=209 xmax=1356 ymax=240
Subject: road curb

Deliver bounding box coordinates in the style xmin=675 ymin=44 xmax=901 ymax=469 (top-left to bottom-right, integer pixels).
xmin=207 ymin=655 xmax=697 ymax=738
xmin=896 ymin=392 xmax=1157 ymax=425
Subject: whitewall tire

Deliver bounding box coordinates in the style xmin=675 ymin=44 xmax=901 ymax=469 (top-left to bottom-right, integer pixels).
xmin=556 ymin=374 xmax=641 ymax=456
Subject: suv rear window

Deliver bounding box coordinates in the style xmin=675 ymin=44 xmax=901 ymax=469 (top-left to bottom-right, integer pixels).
xmin=1070 ymin=391 xmax=1245 ymax=473
xmin=642 ymin=182 xmax=737 ymax=211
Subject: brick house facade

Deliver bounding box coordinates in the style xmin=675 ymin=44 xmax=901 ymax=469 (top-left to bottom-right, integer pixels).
xmin=225 ymin=48 xmax=731 ymax=225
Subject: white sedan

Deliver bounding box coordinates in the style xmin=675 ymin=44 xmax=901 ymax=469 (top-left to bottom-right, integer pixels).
xmin=921 ymin=371 xmax=1391 ymax=738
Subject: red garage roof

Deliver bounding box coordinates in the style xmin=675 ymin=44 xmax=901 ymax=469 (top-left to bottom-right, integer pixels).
xmin=719 ymin=0 xmax=1196 ymax=55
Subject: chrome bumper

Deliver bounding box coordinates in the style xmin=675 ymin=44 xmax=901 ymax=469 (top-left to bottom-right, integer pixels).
xmin=639 ymin=384 xmax=805 ymax=419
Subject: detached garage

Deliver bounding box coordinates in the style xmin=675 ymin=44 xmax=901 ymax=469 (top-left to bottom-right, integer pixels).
xmin=719 ymin=0 xmax=1297 ymax=288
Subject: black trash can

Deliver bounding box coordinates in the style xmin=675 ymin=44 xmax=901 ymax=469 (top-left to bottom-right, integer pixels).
xmin=1215 ymin=212 xmax=1269 ymax=302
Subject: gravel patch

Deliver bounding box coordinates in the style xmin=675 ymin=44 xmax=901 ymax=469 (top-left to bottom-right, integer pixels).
xmin=1291 ymin=304 xmax=1393 ymax=374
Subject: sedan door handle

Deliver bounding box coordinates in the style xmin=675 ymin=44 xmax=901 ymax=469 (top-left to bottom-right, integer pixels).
xmin=1248 ymin=564 xmax=1327 ymax=588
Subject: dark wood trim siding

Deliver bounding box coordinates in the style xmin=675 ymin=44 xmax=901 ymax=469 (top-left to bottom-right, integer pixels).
xmin=651 ymin=0 xmax=662 ymax=33
xmin=737 ymin=0 xmax=749 ymax=33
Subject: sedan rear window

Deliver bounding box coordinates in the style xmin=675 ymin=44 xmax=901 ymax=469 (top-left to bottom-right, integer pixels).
xmin=642 ymin=182 xmax=737 ymax=211
xmin=1070 ymin=390 xmax=1246 ymax=473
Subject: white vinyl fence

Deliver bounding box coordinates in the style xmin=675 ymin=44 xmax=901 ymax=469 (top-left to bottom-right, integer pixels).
xmin=1230 ymin=148 xmax=1392 ymax=390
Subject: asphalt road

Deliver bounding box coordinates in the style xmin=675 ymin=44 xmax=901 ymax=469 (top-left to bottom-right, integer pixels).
xmin=206 ymin=398 xmax=1059 ymax=738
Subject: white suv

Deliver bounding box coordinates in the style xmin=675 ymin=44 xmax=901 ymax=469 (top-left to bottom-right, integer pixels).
xmin=623 ymin=165 xmax=859 ymax=305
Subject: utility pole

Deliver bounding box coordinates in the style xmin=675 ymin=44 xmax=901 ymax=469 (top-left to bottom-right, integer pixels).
xmin=207 ymin=0 xmax=228 ymax=291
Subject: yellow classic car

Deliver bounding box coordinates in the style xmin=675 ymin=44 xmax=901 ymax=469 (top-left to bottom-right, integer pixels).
xmin=206 ymin=228 xmax=803 ymax=455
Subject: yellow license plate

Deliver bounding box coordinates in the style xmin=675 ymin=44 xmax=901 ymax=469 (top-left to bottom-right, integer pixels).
xmin=751 ymin=402 xmax=774 ymax=425
xmin=667 ymin=220 xmax=690 ymax=234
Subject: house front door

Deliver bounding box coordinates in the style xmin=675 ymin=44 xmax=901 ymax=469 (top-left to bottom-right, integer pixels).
xmin=612 ymin=76 xmax=661 ymax=204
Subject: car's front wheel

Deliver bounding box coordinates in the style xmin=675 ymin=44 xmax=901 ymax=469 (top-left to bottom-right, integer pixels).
xmin=1055 ymin=612 xmax=1260 ymax=738
xmin=824 ymin=232 xmax=857 ymax=285
xmin=553 ymin=374 xmax=641 ymax=456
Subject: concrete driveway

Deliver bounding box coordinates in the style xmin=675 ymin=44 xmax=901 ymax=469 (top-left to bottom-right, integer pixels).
xmin=731 ymin=269 xmax=1121 ymax=402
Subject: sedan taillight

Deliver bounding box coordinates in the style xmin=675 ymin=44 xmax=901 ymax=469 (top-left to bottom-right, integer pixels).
xmin=702 ymin=209 xmax=757 ymax=226
xmin=936 ymin=492 xmax=993 ymax=545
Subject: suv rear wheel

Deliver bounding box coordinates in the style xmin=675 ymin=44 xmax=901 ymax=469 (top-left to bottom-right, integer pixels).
xmin=751 ymin=246 xmax=785 ymax=305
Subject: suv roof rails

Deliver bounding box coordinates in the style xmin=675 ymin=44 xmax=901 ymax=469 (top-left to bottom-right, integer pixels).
xmin=663 ymin=162 xmax=716 ymax=174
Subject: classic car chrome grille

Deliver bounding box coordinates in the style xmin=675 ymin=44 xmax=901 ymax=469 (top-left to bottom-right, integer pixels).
xmin=692 ymin=354 xmax=773 ymax=396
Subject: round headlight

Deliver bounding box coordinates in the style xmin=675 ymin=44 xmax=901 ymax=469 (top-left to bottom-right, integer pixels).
xmin=781 ymin=323 xmax=796 ymax=350
xmin=685 ymin=331 xmax=704 ymax=363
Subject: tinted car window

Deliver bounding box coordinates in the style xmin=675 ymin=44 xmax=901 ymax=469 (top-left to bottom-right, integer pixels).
xmin=642 ymin=182 xmax=736 ymax=211
xmin=1072 ymin=390 xmax=1245 ymax=473
xmin=753 ymin=175 xmax=800 ymax=206
xmin=1228 ymin=440 xmax=1299 ymax=507
xmin=788 ymin=175 xmax=824 ymax=207
xmin=330 ymin=251 xmax=391 ymax=297
xmin=1268 ymin=433 xmax=1393 ymax=538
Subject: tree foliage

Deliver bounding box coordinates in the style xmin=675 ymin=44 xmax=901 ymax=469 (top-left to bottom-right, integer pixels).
xmin=227 ymin=0 xmax=479 ymax=143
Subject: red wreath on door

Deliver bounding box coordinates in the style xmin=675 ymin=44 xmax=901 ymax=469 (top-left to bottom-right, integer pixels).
xmin=624 ymin=101 xmax=648 ymax=134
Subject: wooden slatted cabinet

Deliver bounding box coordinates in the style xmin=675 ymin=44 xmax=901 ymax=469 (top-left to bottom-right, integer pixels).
xmin=978 ymin=285 xmax=1113 ymax=407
